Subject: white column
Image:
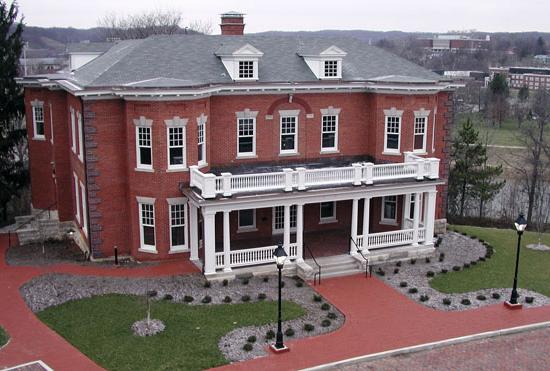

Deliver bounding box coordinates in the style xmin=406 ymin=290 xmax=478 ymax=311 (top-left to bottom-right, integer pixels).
xmin=189 ymin=203 xmax=199 ymax=261
xmin=422 ymin=192 xmax=428 ymax=226
xmin=412 ymin=192 xmax=421 ymax=245
xmin=202 ymin=210 xmax=216 ymax=275
xmin=283 ymin=204 xmax=291 ymax=255
xmin=403 ymin=193 xmax=411 ymax=226
xmin=296 ymin=203 xmax=304 ymax=262
xmin=223 ymin=211 xmax=231 ymax=272
xmin=350 ymin=198 xmax=359 ymax=253
xmin=425 ymin=190 xmax=437 ymax=245
xmin=362 ymin=197 xmax=370 ymax=248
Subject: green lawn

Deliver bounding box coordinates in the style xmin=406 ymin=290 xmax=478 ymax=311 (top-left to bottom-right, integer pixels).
xmin=0 ymin=326 xmax=9 ymax=348
xmin=454 ymin=113 xmax=526 ymax=147
xmin=38 ymin=295 xmax=305 ymax=371
xmin=430 ymin=225 xmax=550 ymax=297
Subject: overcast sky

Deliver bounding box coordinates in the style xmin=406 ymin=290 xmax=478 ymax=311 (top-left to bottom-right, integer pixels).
xmin=15 ymin=0 xmax=550 ymax=33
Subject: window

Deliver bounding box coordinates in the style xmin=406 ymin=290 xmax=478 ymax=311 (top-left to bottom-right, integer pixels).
xmin=384 ymin=116 xmax=401 ymax=153
xmin=70 ymin=109 xmax=76 ymax=153
xmin=169 ymin=203 xmax=186 ymax=250
xmin=197 ymin=114 xmax=207 ymax=165
xmin=382 ymin=196 xmax=397 ymax=222
xmin=73 ymin=173 xmax=81 ymax=224
xmin=77 ymin=112 xmax=84 ymax=161
xmin=414 ymin=117 xmax=427 ymax=152
xmin=167 ymin=126 xmax=186 ymax=169
xmin=320 ymin=202 xmax=336 ymax=222
xmin=409 ymin=194 xmax=416 ymax=219
xmin=324 ymin=60 xmax=339 ymax=77
xmin=238 ymin=60 xmax=254 ymax=79
xmin=136 ymin=126 xmax=152 ymax=169
xmin=280 ymin=116 xmax=298 ymax=154
xmin=273 ymin=205 xmax=297 ymax=234
xmin=32 ymin=103 xmax=45 ymax=139
xmin=237 ymin=118 xmax=256 ymax=156
xmin=79 ymin=181 xmax=88 ymax=236
xmin=238 ymin=209 xmax=256 ymax=231
xmin=321 ymin=115 xmax=338 ymax=151
xmin=139 ymin=201 xmax=156 ymax=251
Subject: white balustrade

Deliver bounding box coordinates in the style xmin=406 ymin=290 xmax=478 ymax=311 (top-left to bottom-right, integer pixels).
xmin=366 ymin=229 xmax=415 ymax=249
xmin=214 ymin=244 xmax=299 ymax=269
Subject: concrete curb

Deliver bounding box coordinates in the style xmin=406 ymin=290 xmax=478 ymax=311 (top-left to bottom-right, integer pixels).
xmin=301 ymin=321 xmax=550 ymax=370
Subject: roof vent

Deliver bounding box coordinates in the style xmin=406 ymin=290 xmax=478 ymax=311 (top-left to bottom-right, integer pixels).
xmin=220 ymin=11 xmax=245 ymax=35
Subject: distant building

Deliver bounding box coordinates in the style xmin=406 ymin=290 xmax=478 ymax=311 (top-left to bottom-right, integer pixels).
xmin=19 ymin=57 xmax=67 ymax=76
xmin=66 ymin=41 xmax=114 ymax=70
xmin=419 ymin=34 xmax=490 ymax=52
xmin=534 ymin=55 xmax=550 ymax=64
xmin=488 ymin=66 xmax=550 ymax=90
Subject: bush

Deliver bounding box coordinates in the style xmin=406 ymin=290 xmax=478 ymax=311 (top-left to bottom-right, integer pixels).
xmin=525 ymin=296 xmax=534 ymax=304
xmin=476 ymin=294 xmax=486 ymax=301
xmin=183 ymin=295 xmax=194 ymax=303
xmin=222 ymin=279 xmax=228 ymax=286
xmin=491 ymin=292 xmax=501 ymax=299
xmin=295 ymin=281 xmax=304 ymax=287
xmin=201 ymin=295 xmax=212 ymax=304
xmin=247 ymin=335 xmax=257 ymax=343
xmin=313 ymin=294 xmax=323 ymax=302
xmin=461 ymin=298 xmax=471 ymax=306
xmin=241 ymin=295 xmax=251 ymax=302
xmin=410 ymin=258 xmax=417 ymax=265
xmin=479 ymin=256 xmax=486 ymax=262
xmin=222 ymin=296 xmax=232 ymax=303
xmin=419 ymin=295 xmax=429 ymax=302
xmin=441 ymin=269 xmax=448 ymax=274
xmin=425 ymin=257 xmax=431 ymax=263
xmin=321 ymin=303 xmax=330 ymax=311
xmin=463 ymin=263 xmax=470 ymax=269
xmin=452 ymin=266 xmax=461 ymax=271
xmin=442 ymin=298 xmax=452 ymax=305
xmin=263 ymin=276 xmax=269 ymax=283
xmin=147 ymin=290 xmax=158 ymax=298
xmin=321 ymin=319 xmax=331 ymax=327
xmin=242 ymin=278 xmax=249 ymax=285
xmin=163 ymin=294 xmax=173 ymax=301
xmin=376 ymin=268 xmax=385 ymax=276
xmin=257 ymin=293 xmax=267 ymax=300
xmin=439 ymin=252 xmax=445 ymax=262
xmin=265 ymin=330 xmax=275 ymax=340
xmin=284 ymin=328 xmax=295 ymax=336
xmin=399 ymin=281 xmax=408 ymax=288
xmin=426 ymin=271 xmax=435 ymax=277
xmin=408 ymin=288 xmax=418 ymax=294
xmin=281 ymin=281 xmax=285 ymax=288
xmin=393 ymin=268 xmax=399 ymax=274
xmin=303 ymin=323 xmax=315 ymax=332
xmin=243 ymin=343 xmax=253 ymax=352
xmin=396 ymin=261 xmax=402 ymax=267
xmin=327 ymin=312 xmax=337 ymax=320
xmin=203 ymin=281 xmax=211 ymax=288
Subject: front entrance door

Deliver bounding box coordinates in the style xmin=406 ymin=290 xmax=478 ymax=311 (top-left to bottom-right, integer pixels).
xmin=272 ymin=205 xmax=297 ymax=235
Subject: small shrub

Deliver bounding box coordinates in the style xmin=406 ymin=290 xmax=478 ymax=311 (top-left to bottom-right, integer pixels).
xmin=241 ymin=295 xmax=251 ymax=302
xmin=203 ymin=281 xmax=211 ymax=288
xmin=441 ymin=269 xmax=448 ymax=274
xmin=295 ymin=281 xmax=304 ymax=287
xmin=463 ymin=263 xmax=470 ymax=269
xmin=147 ymin=290 xmax=158 ymax=298
xmin=242 ymin=278 xmax=249 ymax=285
xmin=399 ymin=281 xmax=408 ymax=288
xmin=442 ymin=298 xmax=452 ymax=305
xmin=461 ymin=298 xmax=471 ymax=306
xmin=284 ymin=328 xmax=295 ymax=337
xmin=265 ymin=330 xmax=275 ymax=340
xmin=222 ymin=279 xmax=228 ymax=286
xmin=303 ymin=323 xmax=315 ymax=332
xmin=313 ymin=294 xmax=323 ymax=302
xmin=183 ymin=295 xmax=194 ymax=303
xmin=376 ymin=268 xmax=385 ymax=276
xmin=470 ymin=261 xmax=477 ymax=266
xmin=247 ymin=335 xmax=257 ymax=343
xmin=419 ymin=294 xmax=429 ymax=302
xmin=281 ymin=281 xmax=285 ymax=288
xmin=476 ymin=294 xmax=486 ymax=301
xmin=163 ymin=294 xmax=173 ymax=301
xmin=410 ymin=258 xmax=417 ymax=265
xmin=439 ymin=252 xmax=445 ymax=261
xmin=525 ymin=296 xmax=534 ymax=304
xmin=263 ymin=276 xmax=269 ymax=283
xmin=452 ymin=266 xmax=461 ymax=271
xmin=478 ymin=238 xmax=485 ymax=243
xmin=223 ymin=296 xmax=232 ymax=303
xmin=201 ymin=295 xmax=212 ymax=304
xmin=321 ymin=319 xmax=331 ymax=327
xmin=257 ymin=293 xmax=267 ymax=300
xmin=396 ymin=261 xmax=402 ymax=267
xmin=479 ymin=256 xmax=486 ymax=262
xmin=408 ymin=287 xmax=418 ymax=294
xmin=426 ymin=271 xmax=435 ymax=277
xmin=327 ymin=312 xmax=337 ymax=320
xmin=393 ymin=268 xmax=399 ymax=274
xmin=470 ymin=235 xmax=477 ymax=240
xmin=243 ymin=343 xmax=253 ymax=352
xmin=321 ymin=303 xmax=330 ymax=311
xmin=491 ymin=292 xmax=501 ymax=299
xmin=425 ymin=257 xmax=431 ymax=263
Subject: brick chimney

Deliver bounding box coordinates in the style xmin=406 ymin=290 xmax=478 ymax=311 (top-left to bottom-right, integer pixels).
xmin=220 ymin=11 xmax=245 ymax=35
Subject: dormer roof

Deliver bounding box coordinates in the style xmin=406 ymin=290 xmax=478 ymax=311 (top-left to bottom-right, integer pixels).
xmin=298 ymin=45 xmax=347 ymax=57
xmin=215 ymin=43 xmax=264 ymax=57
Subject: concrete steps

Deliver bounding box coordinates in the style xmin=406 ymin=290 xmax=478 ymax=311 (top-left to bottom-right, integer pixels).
xmin=306 ymin=254 xmax=363 ymax=279
xmin=14 ymin=211 xmax=62 ymax=245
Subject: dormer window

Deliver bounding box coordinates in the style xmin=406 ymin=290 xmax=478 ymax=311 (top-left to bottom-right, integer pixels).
xmin=239 ymin=60 xmax=254 ymax=79
xmin=216 ymin=43 xmax=263 ymax=81
xmin=299 ymin=45 xmax=346 ymax=80
xmin=324 ymin=60 xmax=339 ymax=77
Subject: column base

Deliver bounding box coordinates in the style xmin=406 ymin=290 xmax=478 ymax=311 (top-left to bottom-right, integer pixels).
xmin=504 ymin=301 xmax=523 ymax=309
xmin=270 ymin=344 xmax=290 ymax=353
xmin=223 ymin=267 xmax=232 ymax=273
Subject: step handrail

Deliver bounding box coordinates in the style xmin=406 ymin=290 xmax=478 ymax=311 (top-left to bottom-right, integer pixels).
xmin=8 ymin=201 xmax=57 ymax=248
xmin=303 ymin=243 xmax=322 ymax=285
xmin=350 ymin=236 xmax=371 ymax=278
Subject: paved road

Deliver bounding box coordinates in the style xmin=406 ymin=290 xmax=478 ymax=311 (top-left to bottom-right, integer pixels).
xmin=334 ymin=327 xmax=550 ymax=371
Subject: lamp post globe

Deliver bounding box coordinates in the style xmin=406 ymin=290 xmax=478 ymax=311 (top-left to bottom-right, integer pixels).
xmin=272 ymin=244 xmax=288 ymax=351
xmin=508 ymin=213 xmax=527 ymax=306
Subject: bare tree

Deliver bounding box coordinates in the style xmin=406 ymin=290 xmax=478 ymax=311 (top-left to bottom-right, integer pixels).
xmin=188 ymin=20 xmax=213 ymax=35
xmin=98 ymin=9 xmax=183 ymax=40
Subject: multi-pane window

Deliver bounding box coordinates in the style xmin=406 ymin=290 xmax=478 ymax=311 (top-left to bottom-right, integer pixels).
xmin=32 ymin=105 xmax=45 ymax=138
xmin=136 ymin=126 xmax=152 ymax=169
xmin=170 ymin=203 xmax=186 ymax=249
xmin=197 ymin=121 xmax=206 ymax=164
xmin=409 ymin=194 xmax=416 ymax=220
xmin=168 ymin=126 xmax=186 ymax=168
xmin=385 ymin=116 xmax=401 ymax=152
xmin=77 ymin=112 xmax=84 ymax=161
xmin=320 ymin=202 xmax=336 ymax=221
xmin=321 ymin=115 xmax=338 ymax=151
xmin=238 ymin=209 xmax=256 ymax=230
xmin=382 ymin=196 xmax=397 ymax=221
xmin=237 ymin=118 xmax=255 ymax=156
xmin=139 ymin=202 xmax=155 ymax=250
xmin=324 ymin=60 xmax=338 ymax=77
xmin=80 ymin=181 xmax=88 ymax=236
xmin=414 ymin=117 xmax=427 ymax=152
xmin=280 ymin=116 xmax=297 ymax=154
xmin=70 ymin=109 xmax=76 ymax=153
xmin=238 ymin=60 xmax=254 ymax=79
xmin=273 ymin=205 xmax=297 ymax=233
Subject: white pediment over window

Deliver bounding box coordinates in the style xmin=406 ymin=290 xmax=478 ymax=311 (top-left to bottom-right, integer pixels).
xmin=216 ymin=43 xmax=264 ymax=81
xmin=319 ymin=45 xmax=347 ymax=57
xmin=299 ymin=45 xmax=347 ymax=80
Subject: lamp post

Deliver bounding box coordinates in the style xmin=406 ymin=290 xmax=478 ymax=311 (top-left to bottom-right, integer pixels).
xmin=506 ymin=213 xmax=527 ymax=308
xmin=271 ymin=244 xmax=288 ymax=352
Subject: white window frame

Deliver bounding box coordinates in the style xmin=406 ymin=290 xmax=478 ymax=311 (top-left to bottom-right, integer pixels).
xmin=70 ymin=108 xmax=76 ymax=153
xmin=238 ymin=60 xmax=255 ymax=79
xmin=237 ymin=118 xmax=256 ymax=157
xmin=73 ymin=173 xmax=81 ymax=224
xmin=49 ymin=103 xmax=54 ymax=144
xmin=381 ymin=196 xmax=398 ymax=225
xmin=134 ymin=116 xmax=153 ymax=171
xmin=319 ymin=201 xmax=337 ymax=223
xmin=383 ymin=108 xmax=403 ymax=155
xmin=238 ymin=209 xmax=257 ymax=232
xmin=323 ymin=60 xmax=339 ymax=78
xmin=272 ymin=205 xmax=297 ymax=234
xmin=279 ymin=110 xmax=299 ymax=155
xmin=408 ymin=194 xmax=416 ymax=220
xmin=31 ymin=100 xmax=45 ymax=140
xmin=197 ymin=113 xmax=207 ymax=166
xmin=413 ymin=108 xmax=430 ymax=154
xmin=137 ymin=197 xmax=157 ymax=253
xmin=79 ymin=180 xmax=88 ymax=237
xmin=165 ymin=116 xmax=188 ymax=171
xmin=167 ymin=198 xmax=188 ymax=252
xmin=320 ymin=106 xmax=341 ymax=153
xmin=77 ymin=111 xmax=84 ymax=162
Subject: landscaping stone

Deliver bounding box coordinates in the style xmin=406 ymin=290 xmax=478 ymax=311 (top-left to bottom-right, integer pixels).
xmin=377 ymin=232 xmax=550 ymax=311
xmin=526 ymin=243 xmax=550 ymax=252
xmin=131 ymin=319 xmax=165 ymax=337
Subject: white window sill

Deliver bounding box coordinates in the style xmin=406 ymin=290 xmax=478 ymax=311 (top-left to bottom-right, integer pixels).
xmin=412 ymin=151 xmax=427 ymax=155
xmin=237 ymin=227 xmax=258 ymax=233
xmin=380 ymin=219 xmax=398 ymax=226
xmin=197 ymin=162 xmax=208 ymax=169
xmin=382 ymin=151 xmax=401 ymax=156
xmin=319 ymin=218 xmax=337 ymax=224
xmin=320 ymin=149 xmax=339 ymax=154
xmin=169 ymin=247 xmax=188 ymax=254
xmin=138 ymin=247 xmax=158 ymax=254
xmin=236 ymin=154 xmax=258 ymax=159
xmin=135 ymin=167 xmax=154 ymax=173
xmin=33 ymin=136 xmax=46 ymax=141
xmin=166 ymin=167 xmax=188 ymax=173
xmin=279 ymin=152 xmax=299 ymax=157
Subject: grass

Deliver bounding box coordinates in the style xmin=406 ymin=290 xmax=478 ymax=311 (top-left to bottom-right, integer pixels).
xmin=38 ymin=294 xmax=305 ymax=371
xmin=455 ymin=113 xmax=526 ymax=147
xmin=430 ymin=225 xmax=550 ymax=297
xmin=0 ymin=326 xmax=9 ymax=348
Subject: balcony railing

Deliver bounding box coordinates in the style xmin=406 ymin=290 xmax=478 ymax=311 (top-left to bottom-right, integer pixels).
xmin=190 ymin=153 xmax=440 ymax=199
xmin=356 ymin=228 xmax=427 ymax=250
xmin=215 ymin=243 xmax=298 ymax=269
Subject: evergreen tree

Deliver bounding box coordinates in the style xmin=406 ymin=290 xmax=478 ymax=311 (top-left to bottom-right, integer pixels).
xmin=0 ymin=1 xmax=27 ymax=222
xmin=487 ymin=74 xmax=509 ymax=128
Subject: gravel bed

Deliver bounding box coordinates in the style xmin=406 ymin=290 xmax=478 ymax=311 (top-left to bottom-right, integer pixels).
xmin=375 ymin=231 xmax=550 ymax=310
xmin=526 ymin=243 xmax=550 ymax=252
xmin=132 ymin=319 xmax=166 ymax=337
xmin=20 ymin=273 xmax=344 ymax=362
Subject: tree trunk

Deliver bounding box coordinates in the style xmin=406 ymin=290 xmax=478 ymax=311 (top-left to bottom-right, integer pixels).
xmin=526 ymin=123 xmax=545 ymax=224
xmin=460 ymin=181 xmax=467 ymax=217
xmin=479 ymin=198 xmax=484 ymax=219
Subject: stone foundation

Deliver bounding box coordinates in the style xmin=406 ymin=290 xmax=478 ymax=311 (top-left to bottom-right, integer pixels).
xmin=434 ymin=218 xmax=447 ymax=235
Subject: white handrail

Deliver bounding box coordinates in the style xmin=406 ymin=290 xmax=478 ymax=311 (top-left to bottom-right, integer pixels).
xmin=215 ymin=243 xmax=298 ymax=269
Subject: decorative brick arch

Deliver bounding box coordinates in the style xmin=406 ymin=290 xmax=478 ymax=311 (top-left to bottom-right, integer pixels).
xmin=267 ymin=96 xmax=313 ymax=116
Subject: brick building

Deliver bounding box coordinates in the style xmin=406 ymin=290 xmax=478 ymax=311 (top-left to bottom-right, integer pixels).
xmin=19 ymin=12 xmax=455 ymax=279
xmin=488 ymin=66 xmax=550 ymax=90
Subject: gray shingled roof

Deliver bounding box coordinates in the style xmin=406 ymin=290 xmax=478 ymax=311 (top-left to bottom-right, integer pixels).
xmin=70 ymin=34 xmax=442 ymax=88
xmin=66 ymin=42 xmax=115 ymax=54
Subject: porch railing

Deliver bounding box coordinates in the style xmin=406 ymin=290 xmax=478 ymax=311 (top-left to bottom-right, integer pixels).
xmin=190 ymin=153 xmax=440 ymax=199
xmin=358 ymin=228 xmax=427 ymax=250
xmin=215 ymin=243 xmax=298 ymax=269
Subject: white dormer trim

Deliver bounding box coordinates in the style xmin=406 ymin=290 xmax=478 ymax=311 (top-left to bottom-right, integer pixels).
xmin=320 ymin=106 xmax=341 ymax=116
xmin=235 ymin=109 xmax=259 ymax=119
xmin=300 ymin=45 xmax=347 ymax=80
xmin=383 ymin=107 xmax=404 ymax=117
xmin=414 ymin=108 xmax=431 ymax=118
xmin=217 ymin=43 xmax=264 ymax=82
xmin=133 ymin=116 xmax=153 ymax=127
xmin=164 ymin=116 xmax=188 ymax=127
